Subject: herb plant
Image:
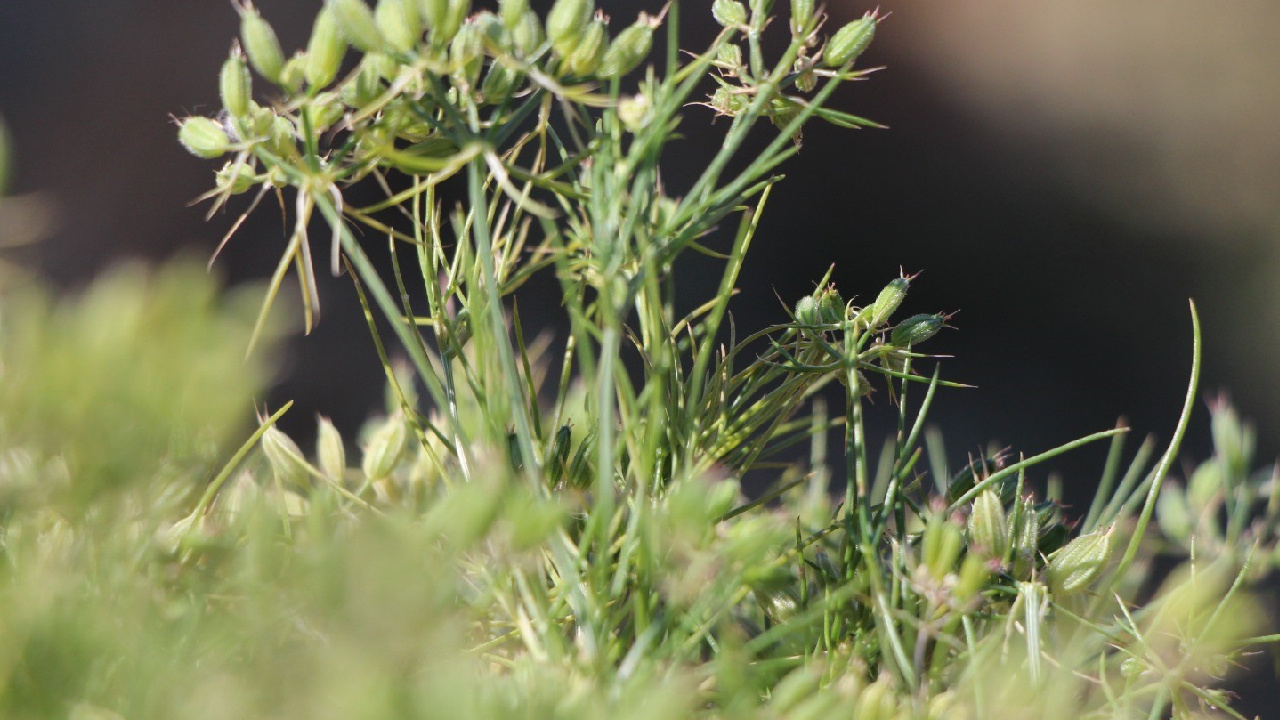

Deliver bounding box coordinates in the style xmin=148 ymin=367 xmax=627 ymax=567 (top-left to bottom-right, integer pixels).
xmin=0 ymin=1 xmax=1275 ymax=718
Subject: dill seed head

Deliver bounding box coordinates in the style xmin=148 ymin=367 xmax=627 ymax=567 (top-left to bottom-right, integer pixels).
xmin=824 ymin=11 xmax=877 ymax=67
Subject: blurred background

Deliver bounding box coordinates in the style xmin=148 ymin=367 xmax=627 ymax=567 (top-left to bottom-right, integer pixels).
xmin=1 ymin=0 xmax=1278 ymax=509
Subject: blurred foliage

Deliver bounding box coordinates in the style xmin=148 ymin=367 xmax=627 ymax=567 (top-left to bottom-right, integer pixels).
xmin=0 ymin=261 xmax=279 ymax=511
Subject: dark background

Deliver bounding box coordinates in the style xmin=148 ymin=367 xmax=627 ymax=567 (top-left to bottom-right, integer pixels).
xmin=2 ymin=1 xmax=1278 ymax=509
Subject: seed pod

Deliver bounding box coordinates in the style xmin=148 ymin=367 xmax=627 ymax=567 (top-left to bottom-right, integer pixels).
xmin=421 ymin=0 xmax=468 ymax=45
xmin=511 ymin=9 xmax=542 ymax=56
xmin=306 ymin=7 xmax=348 ymax=88
xmin=376 ymin=0 xmax=422 ymax=53
xmin=867 ymin=276 xmax=909 ymax=329
xmin=954 ymin=554 xmax=989 ymax=602
xmin=967 ymin=489 xmax=1009 ymax=561
xmin=1046 ymin=526 xmax=1114 ymax=596
xmin=316 ymin=415 xmax=347 ymax=481
xmin=279 ymin=52 xmax=308 ymax=93
xmin=715 ymin=43 xmax=743 ymax=70
xmin=328 ymin=0 xmax=386 ymax=53
xmin=922 ymin=513 xmax=962 ymax=582
xmin=265 ymin=115 xmax=301 ymax=161
xmin=816 ymin=285 xmax=844 ymax=324
xmin=499 ymin=0 xmax=527 ymax=30
xmin=617 ymin=93 xmax=650 ymax=132
xmin=790 ymin=0 xmax=814 ymax=34
xmin=1009 ymin=496 xmax=1040 ymax=579
xmin=448 ymin=18 xmax=484 ymax=84
xmin=890 ymin=313 xmax=943 ymax=347
xmin=262 ymin=425 xmax=310 ymax=488
xmin=178 ymin=117 xmax=232 ymax=158
xmin=712 ymin=0 xmax=748 ymax=27
xmin=238 ymin=2 xmax=287 ymax=84
xmin=794 ymin=294 xmax=821 ymax=326
xmin=214 ymin=160 xmax=258 ymax=194
xmin=481 ymin=62 xmax=519 ymax=102
xmin=299 ymin=92 xmax=344 ymax=133
xmin=1156 ymin=482 xmax=1193 ymax=542
xmin=472 ymin=10 xmax=508 ymax=50
xmin=855 ymin=677 xmax=899 ymax=720
xmin=600 ymin=14 xmax=657 ymax=78
xmin=220 ymin=43 xmax=253 ymax=119
xmin=362 ymin=414 xmax=409 ymax=480
xmin=824 ymin=11 xmax=877 ymax=67
xmin=566 ymin=14 xmax=608 ymax=76
xmin=547 ymin=0 xmax=593 ymax=60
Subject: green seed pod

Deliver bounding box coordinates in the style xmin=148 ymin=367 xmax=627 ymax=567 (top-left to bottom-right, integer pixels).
xmin=566 ymin=14 xmax=608 ymax=76
xmin=262 ymin=425 xmax=310 ymax=488
xmin=316 ymin=415 xmax=347 ymax=481
xmin=816 ymin=285 xmax=844 ymax=324
xmin=238 ymin=2 xmax=286 ymax=84
xmin=511 ymin=9 xmax=543 ymax=56
xmin=547 ymin=0 xmax=593 ymax=60
xmin=867 ymin=276 xmax=909 ymax=329
xmin=617 ymin=93 xmax=650 ymax=133
xmin=953 ymin=554 xmax=989 ymax=603
xmin=1046 ymin=526 xmax=1114 ymax=596
xmin=279 ymin=51 xmax=308 ymax=93
xmin=362 ymin=414 xmax=409 ymax=480
xmin=178 ymin=117 xmax=232 ymax=158
xmin=890 ymin=313 xmax=943 ymax=347
xmin=794 ymin=294 xmax=821 ymax=326
xmin=299 ymin=93 xmax=344 ymax=134
xmin=714 ymin=43 xmax=743 ymax=71
xmin=712 ymin=0 xmax=748 ymax=27
xmin=472 ymin=10 xmax=509 ymax=50
xmin=599 ymin=15 xmax=657 ymax=78
xmin=375 ymin=0 xmax=422 ymax=53
xmin=855 ymin=677 xmax=899 ymax=720
xmin=707 ymin=479 xmax=740 ymax=520
xmin=480 ymin=61 xmax=519 ymax=102
xmin=306 ymin=7 xmax=348 ymax=88
xmin=922 ymin=513 xmax=962 ymax=582
xmin=328 ymin=0 xmax=385 ymax=54
xmin=1156 ymin=482 xmax=1193 ymax=542
xmin=342 ymin=55 xmax=384 ymax=107
xmin=214 ymin=160 xmax=258 ymax=194
xmin=421 ymin=0 xmax=468 ymax=45
xmin=448 ymin=18 xmax=484 ymax=84
xmin=790 ymin=0 xmax=814 ymax=34
xmin=967 ymin=489 xmax=1009 ymax=561
xmin=499 ymin=0 xmax=527 ymax=30
xmin=548 ymin=424 xmax=573 ymax=482
xmin=265 ymin=115 xmax=301 ymax=161
xmin=824 ymin=11 xmax=877 ymax=68
xmin=220 ymin=43 xmax=253 ymax=119
xmin=1009 ymin=497 xmax=1040 ymax=580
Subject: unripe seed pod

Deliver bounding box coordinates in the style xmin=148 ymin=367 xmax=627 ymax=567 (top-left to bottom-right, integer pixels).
xmin=220 ymin=43 xmax=253 ymax=119
xmin=300 ymin=92 xmax=344 ymax=134
xmin=306 ymin=7 xmax=348 ymax=88
xmin=238 ymin=2 xmax=287 ymax=84
xmin=499 ymin=0 xmax=528 ymax=30
xmin=600 ymin=15 xmax=657 ymax=78
xmin=480 ymin=61 xmax=520 ymax=102
xmin=449 ymin=18 xmax=484 ymax=84
xmin=715 ymin=43 xmax=743 ymax=70
xmin=472 ymin=10 xmax=508 ymax=50
xmin=328 ymin=0 xmax=385 ymax=54
xmin=265 ymin=115 xmax=301 ymax=161
xmin=362 ymin=414 xmax=409 ymax=480
xmin=856 ymin=677 xmax=899 ymax=720
xmin=867 ymin=276 xmax=908 ymax=328
xmin=794 ymin=294 xmax=821 ymax=326
xmin=922 ymin=513 xmax=962 ymax=582
xmin=1047 ymin=526 xmax=1114 ymax=596
xmin=1009 ymin=497 xmax=1040 ymax=580
xmin=824 ymin=11 xmax=877 ymax=67
xmin=566 ymin=15 xmax=608 ymax=76
xmin=547 ymin=0 xmax=593 ymax=60
xmin=790 ymin=0 xmax=815 ymax=34
xmin=178 ymin=117 xmax=232 ymax=158
xmin=712 ymin=0 xmax=748 ymax=27
xmin=215 ymin=160 xmax=258 ymax=194
xmin=954 ymin=554 xmax=989 ymax=603
xmin=342 ymin=56 xmax=385 ymax=107
xmin=421 ymin=0 xmax=468 ymax=45
xmin=967 ymin=489 xmax=1009 ymax=561
xmin=617 ymin=93 xmax=651 ymax=133
xmin=375 ymin=0 xmax=422 ymax=53
xmin=262 ymin=425 xmax=310 ymax=488
xmin=816 ymin=286 xmax=844 ymax=324
xmin=511 ymin=9 xmax=543 ymax=56
xmin=279 ymin=52 xmax=308 ymax=93
xmin=316 ymin=415 xmax=347 ymax=481
xmin=890 ymin=313 xmax=943 ymax=347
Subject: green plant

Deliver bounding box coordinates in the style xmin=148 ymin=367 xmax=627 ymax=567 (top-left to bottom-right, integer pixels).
xmin=0 ymin=1 xmax=1274 ymax=718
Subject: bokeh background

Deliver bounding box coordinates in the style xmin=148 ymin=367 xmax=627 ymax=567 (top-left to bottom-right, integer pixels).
xmin=2 ymin=1 xmax=1278 ymax=509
